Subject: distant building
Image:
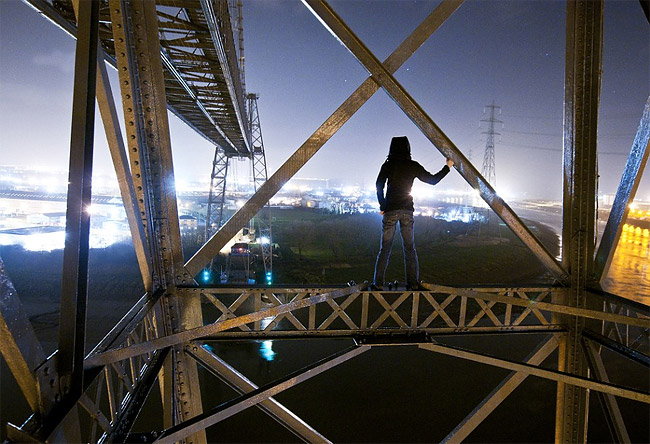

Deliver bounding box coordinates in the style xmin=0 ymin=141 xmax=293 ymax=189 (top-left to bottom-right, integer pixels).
xmin=179 ymin=214 xmax=198 ymax=230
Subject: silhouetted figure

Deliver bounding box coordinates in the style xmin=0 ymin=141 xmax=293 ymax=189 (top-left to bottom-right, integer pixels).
xmin=372 ymin=136 xmax=454 ymax=290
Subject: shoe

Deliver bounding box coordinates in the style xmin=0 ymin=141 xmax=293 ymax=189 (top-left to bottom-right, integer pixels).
xmin=370 ymin=284 xmax=384 ymax=291
xmin=407 ymin=282 xmax=428 ymax=291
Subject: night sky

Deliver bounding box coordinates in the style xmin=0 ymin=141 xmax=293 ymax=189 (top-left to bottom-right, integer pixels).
xmin=0 ymin=0 xmax=648 ymax=200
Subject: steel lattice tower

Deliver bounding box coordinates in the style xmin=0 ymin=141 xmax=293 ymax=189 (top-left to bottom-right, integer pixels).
xmin=205 ymin=147 xmax=229 ymax=241
xmin=248 ymin=93 xmax=273 ymax=280
xmin=481 ymin=102 xmax=502 ymax=187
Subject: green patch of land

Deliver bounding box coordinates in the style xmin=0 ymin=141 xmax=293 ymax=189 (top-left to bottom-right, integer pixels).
xmin=268 ymin=208 xmax=559 ymax=286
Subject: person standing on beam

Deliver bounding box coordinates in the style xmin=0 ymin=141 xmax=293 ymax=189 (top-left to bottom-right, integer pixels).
xmin=372 ymin=136 xmax=454 ymax=291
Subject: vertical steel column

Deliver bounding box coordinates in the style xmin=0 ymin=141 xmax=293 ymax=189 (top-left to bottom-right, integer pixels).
xmin=69 ymin=0 xmax=153 ymax=293
xmin=593 ymin=97 xmax=650 ymax=283
xmin=557 ymin=1 xmax=604 ymax=442
xmin=109 ymin=2 xmax=205 ymax=443
xmin=57 ymin=0 xmax=99 ymax=401
xmin=205 ymin=146 xmax=230 ymax=240
xmin=248 ymin=93 xmax=272 ymax=277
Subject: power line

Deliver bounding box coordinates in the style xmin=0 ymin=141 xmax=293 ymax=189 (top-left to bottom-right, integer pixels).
xmin=500 ymin=142 xmax=628 ymax=156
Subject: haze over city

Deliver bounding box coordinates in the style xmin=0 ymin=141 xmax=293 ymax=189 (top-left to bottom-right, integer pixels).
xmin=1 ymin=0 xmax=648 ymax=201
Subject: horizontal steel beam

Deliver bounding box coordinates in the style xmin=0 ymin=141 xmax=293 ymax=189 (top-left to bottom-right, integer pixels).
xmin=85 ymin=285 xmax=361 ymax=367
xmin=423 ymin=284 xmax=649 ymax=328
xmin=199 ymin=325 xmax=566 ymax=340
xmin=155 ymin=345 xmax=370 ymax=444
xmin=419 ymin=342 xmax=650 ymax=403
xmin=302 ymin=0 xmax=568 ymax=283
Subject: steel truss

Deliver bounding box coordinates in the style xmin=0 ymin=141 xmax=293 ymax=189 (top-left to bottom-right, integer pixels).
xmin=205 ymin=146 xmax=230 ymax=240
xmin=248 ymin=93 xmax=273 ymax=277
xmin=2 ymin=0 xmax=650 ymax=442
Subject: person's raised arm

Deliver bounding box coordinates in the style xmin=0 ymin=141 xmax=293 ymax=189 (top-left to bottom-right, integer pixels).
xmin=417 ymin=159 xmax=453 ymax=186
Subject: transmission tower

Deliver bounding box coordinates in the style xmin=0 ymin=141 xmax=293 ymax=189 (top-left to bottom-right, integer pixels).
xmin=480 ymin=102 xmax=502 ymax=186
xmin=248 ymin=93 xmax=273 ymax=283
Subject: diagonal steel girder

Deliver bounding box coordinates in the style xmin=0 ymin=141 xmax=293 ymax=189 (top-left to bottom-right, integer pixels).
xmin=0 ymin=257 xmax=50 ymax=415
xmin=154 ymin=345 xmax=370 ymax=444
xmin=593 ymin=96 xmax=650 ymax=283
xmin=302 ymin=0 xmax=568 ymax=283
xmin=419 ymin=342 xmax=650 ymax=403
xmin=582 ymin=339 xmax=631 ymax=443
xmin=184 ymin=0 xmax=465 ymax=277
xmin=187 ymin=342 xmax=331 ymax=443
xmin=442 ymin=334 xmax=560 ymax=444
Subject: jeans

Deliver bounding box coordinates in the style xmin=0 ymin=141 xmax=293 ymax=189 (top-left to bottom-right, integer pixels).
xmin=373 ymin=210 xmax=419 ymax=286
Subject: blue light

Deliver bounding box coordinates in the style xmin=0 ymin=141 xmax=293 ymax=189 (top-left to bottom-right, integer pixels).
xmin=259 ymin=340 xmax=276 ymax=361
xmin=202 ymin=270 xmax=210 ymax=282
xmin=265 ymin=271 xmax=272 ymax=285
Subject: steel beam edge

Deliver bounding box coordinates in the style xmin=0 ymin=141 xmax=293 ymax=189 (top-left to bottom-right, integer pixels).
xmin=199 ymin=0 xmax=250 ymax=153
xmin=418 ymin=342 xmax=649 ymax=403
xmin=442 ymin=334 xmax=560 ymax=444
xmin=587 ymin=287 xmax=650 ymax=314
xmin=301 ymin=0 xmax=569 ymax=284
xmin=102 ymin=348 xmax=170 ymax=443
xmin=594 ymin=96 xmax=650 ymax=283
xmin=183 ymin=0 xmax=465 ymax=277
xmin=68 ymin=0 xmax=154 ymax=293
xmin=23 ymin=0 xmax=242 ymax=152
xmin=422 ymin=284 xmax=648 ymax=328
xmin=582 ymin=328 xmax=650 ymax=367
xmin=186 ymin=342 xmax=332 ymax=443
xmin=0 ymin=256 xmax=49 ymax=414
xmin=582 ymin=339 xmax=631 ymax=443
xmin=154 ymin=345 xmax=370 ymax=444
xmin=56 ymin=0 xmax=100 ymax=404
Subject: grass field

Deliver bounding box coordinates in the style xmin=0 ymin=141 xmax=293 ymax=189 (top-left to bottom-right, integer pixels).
xmin=268 ymin=208 xmax=559 ymax=286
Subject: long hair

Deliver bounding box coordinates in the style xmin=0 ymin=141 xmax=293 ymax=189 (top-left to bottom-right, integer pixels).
xmin=387 ymin=136 xmax=411 ymax=160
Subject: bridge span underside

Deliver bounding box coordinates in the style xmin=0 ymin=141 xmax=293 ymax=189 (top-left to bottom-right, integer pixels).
xmin=1 ymin=0 xmax=649 ymax=443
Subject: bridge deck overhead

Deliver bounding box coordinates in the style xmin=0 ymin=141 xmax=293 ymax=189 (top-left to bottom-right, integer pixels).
xmin=30 ymin=0 xmax=250 ymax=156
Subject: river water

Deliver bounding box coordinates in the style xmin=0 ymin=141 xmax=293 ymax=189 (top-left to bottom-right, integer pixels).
xmin=513 ymin=201 xmax=649 ymax=305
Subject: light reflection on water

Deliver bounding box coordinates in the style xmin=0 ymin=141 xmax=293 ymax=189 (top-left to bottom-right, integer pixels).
xmin=602 ymin=224 xmax=650 ymax=305
xmin=259 ymin=317 xmax=276 ymax=361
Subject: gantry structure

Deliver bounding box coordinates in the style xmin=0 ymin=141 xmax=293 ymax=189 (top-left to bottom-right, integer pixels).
xmin=0 ymin=0 xmax=648 ymax=443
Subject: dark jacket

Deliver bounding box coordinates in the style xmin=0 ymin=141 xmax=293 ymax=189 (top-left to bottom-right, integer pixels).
xmin=376 ymin=136 xmax=450 ymax=212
